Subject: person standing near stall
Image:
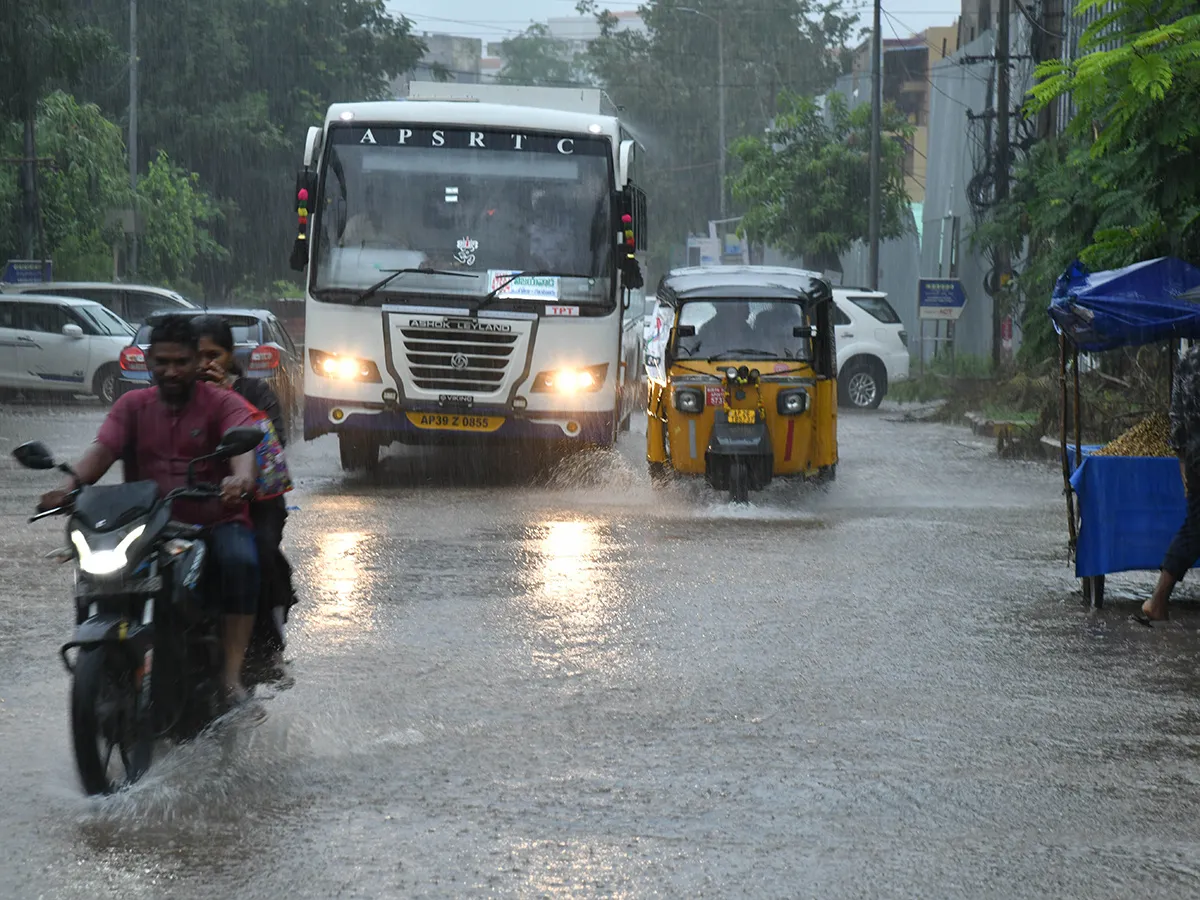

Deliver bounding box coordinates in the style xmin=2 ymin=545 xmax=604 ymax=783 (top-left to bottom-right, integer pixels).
xmin=1138 ymin=341 xmax=1200 ymax=625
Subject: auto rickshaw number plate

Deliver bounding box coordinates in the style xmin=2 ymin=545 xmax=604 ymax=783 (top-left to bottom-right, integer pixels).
xmin=406 ymin=412 xmax=505 ymax=433
xmin=727 ymin=408 xmax=756 ymax=425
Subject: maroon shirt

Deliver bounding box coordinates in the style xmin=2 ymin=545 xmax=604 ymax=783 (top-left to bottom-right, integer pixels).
xmin=96 ymin=382 xmax=257 ymax=527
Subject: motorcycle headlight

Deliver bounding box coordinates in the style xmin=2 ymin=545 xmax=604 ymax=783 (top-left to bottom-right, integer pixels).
xmin=777 ymin=389 xmax=809 ymax=415
xmin=674 ymin=387 xmax=703 ymax=414
xmin=70 ymin=524 xmax=146 ymax=576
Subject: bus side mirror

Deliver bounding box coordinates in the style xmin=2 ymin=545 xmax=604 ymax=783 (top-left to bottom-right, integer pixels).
xmin=620 ymin=255 xmax=644 ymax=291
xmin=290 ymin=169 xmax=316 ymax=272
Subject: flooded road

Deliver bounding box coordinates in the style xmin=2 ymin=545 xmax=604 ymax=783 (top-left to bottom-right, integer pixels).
xmin=3 ymin=400 xmax=1200 ymax=897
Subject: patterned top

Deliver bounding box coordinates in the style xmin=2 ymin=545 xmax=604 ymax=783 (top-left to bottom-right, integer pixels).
xmin=1170 ymin=343 xmax=1200 ymax=464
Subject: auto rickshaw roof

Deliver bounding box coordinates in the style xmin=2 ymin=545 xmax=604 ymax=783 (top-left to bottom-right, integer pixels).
xmin=659 ymin=266 xmax=832 ymax=306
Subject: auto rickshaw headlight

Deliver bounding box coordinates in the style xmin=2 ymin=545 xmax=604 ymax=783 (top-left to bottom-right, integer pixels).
xmin=778 ymin=389 xmax=809 ymax=415
xmin=674 ymin=387 xmax=703 ymax=414
xmin=725 ymin=367 xmax=738 ymax=382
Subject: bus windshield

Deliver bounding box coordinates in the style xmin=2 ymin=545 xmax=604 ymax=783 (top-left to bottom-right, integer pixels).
xmin=311 ymin=125 xmax=615 ymax=307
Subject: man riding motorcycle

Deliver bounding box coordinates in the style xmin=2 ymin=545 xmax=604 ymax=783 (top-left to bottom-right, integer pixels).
xmin=39 ymin=315 xmax=262 ymax=706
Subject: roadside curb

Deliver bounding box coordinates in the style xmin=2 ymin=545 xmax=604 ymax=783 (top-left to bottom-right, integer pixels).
xmin=963 ymin=410 xmax=1030 ymax=439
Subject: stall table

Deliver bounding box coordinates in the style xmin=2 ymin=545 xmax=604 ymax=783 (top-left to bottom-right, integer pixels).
xmin=1066 ymin=445 xmax=1187 ymax=605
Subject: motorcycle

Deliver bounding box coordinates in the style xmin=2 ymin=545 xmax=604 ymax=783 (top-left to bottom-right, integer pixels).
xmin=13 ymin=426 xmax=265 ymax=795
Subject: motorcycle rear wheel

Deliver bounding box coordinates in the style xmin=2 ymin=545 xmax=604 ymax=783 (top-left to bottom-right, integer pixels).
xmin=71 ymin=648 xmax=153 ymax=795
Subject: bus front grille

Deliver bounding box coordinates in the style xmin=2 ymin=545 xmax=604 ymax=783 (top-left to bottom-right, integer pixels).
xmin=400 ymin=328 xmax=518 ymax=393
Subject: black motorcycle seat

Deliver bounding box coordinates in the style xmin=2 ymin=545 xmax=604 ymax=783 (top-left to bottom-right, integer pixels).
xmin=74 ymin=482 xmax=161 ymax=532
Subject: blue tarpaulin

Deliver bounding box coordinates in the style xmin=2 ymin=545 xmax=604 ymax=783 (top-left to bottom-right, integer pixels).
xmin=1048 ymin=257 xmax=1200 ymax=352
xmin=1068 ymin=449 xmax=1188 ymax=578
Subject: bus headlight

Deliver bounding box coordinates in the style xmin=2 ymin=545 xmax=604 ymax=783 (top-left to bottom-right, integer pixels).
xmin=310 ymin=349 xmax=382 ymax=383
xmin=531 ymin=363 xmax=608 ymax=394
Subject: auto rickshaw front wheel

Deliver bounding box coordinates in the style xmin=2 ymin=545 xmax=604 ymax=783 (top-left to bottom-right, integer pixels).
xmin=728 ymin=459 xmax=750 ymax=504
xmin=647 ymin=461 xmax=670 ymax=484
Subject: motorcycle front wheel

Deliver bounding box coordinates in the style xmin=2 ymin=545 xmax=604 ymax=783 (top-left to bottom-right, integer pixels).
xmin=71 ymin=647 xmax=153 ymax=795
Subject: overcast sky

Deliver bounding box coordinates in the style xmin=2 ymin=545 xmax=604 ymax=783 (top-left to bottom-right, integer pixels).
xmin=386 ymin=1 xmax=966 ymax=49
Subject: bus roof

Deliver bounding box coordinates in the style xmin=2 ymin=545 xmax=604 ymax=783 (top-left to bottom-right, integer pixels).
xmin=324 ymin=101 xmax=622 ymax=140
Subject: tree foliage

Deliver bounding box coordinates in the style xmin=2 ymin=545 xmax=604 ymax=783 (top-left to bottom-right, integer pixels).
xmin=73 ymin=0 xmax=426 ymax=295
xmin=0 ymin=93 xmax=223 ymax=284
xmin=728 ymin=92 xmax=913 ymax=273
xmin=497 ymin=24 xmax=585 ymax=86
xmin=985 ymin=0 xmax=1200 ymax=364
xmin=578 ymin=0 xmax=857 ymax=276
xmin=0 ymin=1 xmax=112 ymax=122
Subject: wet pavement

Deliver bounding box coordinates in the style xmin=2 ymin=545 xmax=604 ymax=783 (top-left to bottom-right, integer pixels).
xmin=3 ymin=398 xmax=1200 ymax=897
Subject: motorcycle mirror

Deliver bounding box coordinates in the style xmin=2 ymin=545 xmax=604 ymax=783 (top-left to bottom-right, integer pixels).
xmin=12 ymin=441 xmax=57 ymax=470
xmin=214 ymin=427 xmax=264 ymax=458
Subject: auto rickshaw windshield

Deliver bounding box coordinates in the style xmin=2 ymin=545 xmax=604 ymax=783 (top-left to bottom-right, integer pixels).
xmin=674 ymin=299 xmax=812 ymax=361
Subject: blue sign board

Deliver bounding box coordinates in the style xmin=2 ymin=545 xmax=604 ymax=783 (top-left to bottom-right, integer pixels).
xmin=2 ymin=259 xmax=52 ymax=284
xmin=918 ymin=278 xmax=968 ymax=320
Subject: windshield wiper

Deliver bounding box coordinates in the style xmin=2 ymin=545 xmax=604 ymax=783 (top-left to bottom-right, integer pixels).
xmin=352 ymin=267 xmax=474 ymax=306
xmin=476 ymin=270 xmax=588 ymax=311
xmin=707 ymin=349 xmax=782 ymax=361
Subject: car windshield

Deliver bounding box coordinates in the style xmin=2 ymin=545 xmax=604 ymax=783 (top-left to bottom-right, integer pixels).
xmin=674 ymin=299 xmax=812 ymax=361
xmin=135 ymin=317 xmax=260 ymax=345
xmin=77 ymin=305 xmax=134 ymax=337
xmin=310 ymin=125 xmax=614 ymax=306
xmin=847 ymin=295 xmax=900 ymax=323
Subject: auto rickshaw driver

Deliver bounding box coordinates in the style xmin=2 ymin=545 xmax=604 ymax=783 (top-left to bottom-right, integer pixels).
xmin=645 ymin=266 xmax=838 ymax=503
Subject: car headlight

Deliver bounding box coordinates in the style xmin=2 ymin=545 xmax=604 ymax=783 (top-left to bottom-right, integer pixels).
xmin=673 ymin=387 xmax=703 ymax=414
xmin=777 ymin=389 xmax=809 ymax=415
xmin=310 ymin=349 xmax=382 ymax=383
xmin=71 ymin=524 xmax=146 ymax=576
xmin=531 ymin=363 xmax=608 ymax=393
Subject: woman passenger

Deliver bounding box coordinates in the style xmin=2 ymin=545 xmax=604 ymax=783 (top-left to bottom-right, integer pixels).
xmin=191 ymin=315 xmax=297 ymax=678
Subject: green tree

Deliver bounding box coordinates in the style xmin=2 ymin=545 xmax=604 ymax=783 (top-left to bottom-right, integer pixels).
xmin=75 ymin=0 xmax=427 ymax=295
xmin=983 ymin=0 xmax=1200 ymax=365
xmin=0 ymin=1 xmax=113 ymax=258
xmin=0 ymin=92 xmax=226 ymax=285
xmin=136 ymin=151 xmax=227 ymax=286
xmin=579 ymin=0 xmax=857 ymax=275
xmin=498 ymin=24 xmax=585 ymax=86
xmin=728 ymin=92 xmax=913 ymax=274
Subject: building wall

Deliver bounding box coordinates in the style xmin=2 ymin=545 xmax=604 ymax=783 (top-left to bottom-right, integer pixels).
xmin=920 ymin=16 xmax=1033 ymax=361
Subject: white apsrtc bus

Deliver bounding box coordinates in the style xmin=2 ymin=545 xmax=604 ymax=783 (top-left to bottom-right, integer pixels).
xmin=290 ymin=89 xmax=648 ymax=471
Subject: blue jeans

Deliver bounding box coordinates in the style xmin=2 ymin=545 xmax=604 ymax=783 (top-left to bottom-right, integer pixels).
xmin=207 ymin=523 xmax=260 ymax=616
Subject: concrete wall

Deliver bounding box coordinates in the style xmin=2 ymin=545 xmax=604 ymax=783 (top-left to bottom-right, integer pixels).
xmin=920 ymin=17 xmax=1032 ymax=361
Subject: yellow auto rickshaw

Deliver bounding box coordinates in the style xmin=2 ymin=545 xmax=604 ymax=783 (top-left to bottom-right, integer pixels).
xmin=644 ymin=266 xmax=838 ymax=502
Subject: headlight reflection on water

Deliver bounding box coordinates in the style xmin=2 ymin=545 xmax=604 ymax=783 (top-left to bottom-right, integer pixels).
xmin=519 ymin=519 xmax=632 ymax=678
xmin=305 ymin=530 xmax=375 ymax=639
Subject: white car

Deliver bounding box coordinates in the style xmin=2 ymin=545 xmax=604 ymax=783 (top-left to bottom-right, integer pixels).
xmin=0 ymin=294 xmax=136 ymax=404
xmin=832 ymin=288 xmax=910 ymax=409
xmin=4 ymin=281 xmax=196 ymax=327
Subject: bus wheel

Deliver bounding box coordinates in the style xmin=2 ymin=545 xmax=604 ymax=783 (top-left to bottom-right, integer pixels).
xmin=339 ymin=434 xmax=380 ymax=472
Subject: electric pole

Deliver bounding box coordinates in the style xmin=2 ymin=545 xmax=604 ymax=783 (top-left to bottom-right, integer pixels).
xmin=129 ymin=0 xmax=139 ymax=277
xmin=716 ymin=13 xmax=726 ymax=220
xmin=867 ymin=0 xmax=882 ymax=290
xmin=994 ymin=0 xmax=1010 ymax=369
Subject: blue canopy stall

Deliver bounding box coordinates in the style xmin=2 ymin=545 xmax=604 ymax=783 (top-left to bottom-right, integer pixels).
xmin=1050 ymin=257 xmax=1200 ymax=607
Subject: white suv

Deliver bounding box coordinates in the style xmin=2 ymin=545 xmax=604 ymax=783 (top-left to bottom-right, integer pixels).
xmin=0 ymin=294 xmax=135 ymax=404
xmin=4 ymin=282 xmax=196 ymax=327
xmin=832 ymin=288 xmax=910 ymax=409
